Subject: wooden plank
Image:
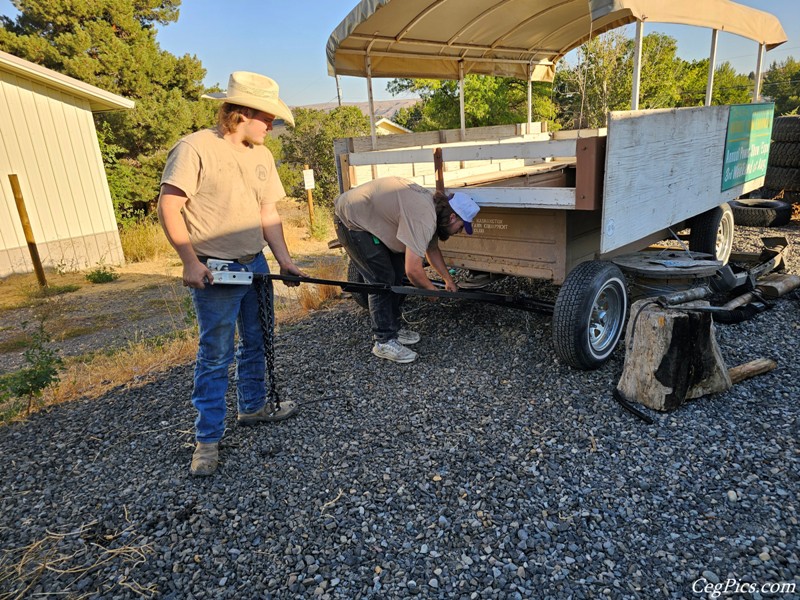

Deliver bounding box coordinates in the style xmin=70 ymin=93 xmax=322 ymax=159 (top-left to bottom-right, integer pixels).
xmin=339 ymin=154 xmax=353 ymax=191
xmin=441 ymin=139 xmax=576 ymax=162
xmin=349 ymin=147 xmax=435 ymax=166
xmin=440 ymin=207 xmax=567 ymax=282
xmin=575 ymin=136 xmax=605 ymax=211
xmin=553 ymin=127 xmax=607 ymax=140
xmin=447 ymin=162 xmax=571 ymax=188
xmin=457 ymin=186 xmax=575 ymax=209
xmin=601 ymin=106 xmax=735 ymax=254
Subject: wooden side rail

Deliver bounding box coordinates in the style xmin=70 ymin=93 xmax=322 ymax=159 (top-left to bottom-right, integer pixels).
xmin=347 ymin=138 xmax=578 ymax=167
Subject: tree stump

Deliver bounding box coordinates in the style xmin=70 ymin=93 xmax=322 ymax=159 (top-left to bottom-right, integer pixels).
xmin=616 ymin=300 xmax=732 ymax=411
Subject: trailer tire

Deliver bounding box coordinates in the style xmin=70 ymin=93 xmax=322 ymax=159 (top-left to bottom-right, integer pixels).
xmin=553 ymin=261 xmax=627 ymax=370
xmin=772 ymin=115 xmax=800 ymax=143
xmin=689 ymin=203 xmax=734 ymax=264
xmin=768 ymin=142 xmax=800 ymax=168
xmin=729 ymin=198 xmax=792 ymax=227
xmin=347 ymin=260 xmax=369 ymax=309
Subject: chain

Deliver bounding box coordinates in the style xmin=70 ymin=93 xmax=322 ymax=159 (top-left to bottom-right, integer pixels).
xmin=254 ymin=276 xmax=280 ymax=409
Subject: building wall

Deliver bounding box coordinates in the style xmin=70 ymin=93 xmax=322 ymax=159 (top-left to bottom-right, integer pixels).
xmin=0 ymin=70 xmax=124 ymax=277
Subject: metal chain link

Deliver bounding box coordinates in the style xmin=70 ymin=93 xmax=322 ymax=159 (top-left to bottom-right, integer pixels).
xmin=254 ymin=276 xmax=280 ymax=409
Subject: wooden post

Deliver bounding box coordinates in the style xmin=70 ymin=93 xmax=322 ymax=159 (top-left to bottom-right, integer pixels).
xmin=434 ymin=148 xmax=445 ymax=193
xmin=8 ymin=174 xmax=47 ymax=287
xmin=304 ymin=164 xmax=315 ymax=229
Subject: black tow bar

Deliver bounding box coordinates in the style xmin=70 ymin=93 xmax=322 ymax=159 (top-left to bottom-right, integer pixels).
xmin=261 ymin=273 xmax=554 ymax=315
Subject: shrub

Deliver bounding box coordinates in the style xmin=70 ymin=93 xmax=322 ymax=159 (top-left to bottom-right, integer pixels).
xmin=85 ymin=265 xmax=119 ymax=284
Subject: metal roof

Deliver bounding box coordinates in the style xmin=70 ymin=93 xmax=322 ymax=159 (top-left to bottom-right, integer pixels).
xmin=0 ymin=50 xmax=134 ymax=112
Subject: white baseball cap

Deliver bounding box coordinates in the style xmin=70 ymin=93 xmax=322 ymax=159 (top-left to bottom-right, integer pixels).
xmin=449 ymin=192 xmax=480 ymax=234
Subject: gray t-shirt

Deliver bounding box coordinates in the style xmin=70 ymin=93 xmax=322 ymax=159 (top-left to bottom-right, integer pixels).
xmin=334 ymin=177 xmax=436 ymax=257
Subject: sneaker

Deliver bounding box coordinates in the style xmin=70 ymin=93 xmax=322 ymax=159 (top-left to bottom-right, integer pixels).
xmin=190 ymin=442 xmax=219 ymax=477
xmin=372 ymin=339 xmax=418 ymax=364
xmin=238 ymin=400 xmax=299 ymax=425
xmin=397 ymin=328 xmax=421 ymax=345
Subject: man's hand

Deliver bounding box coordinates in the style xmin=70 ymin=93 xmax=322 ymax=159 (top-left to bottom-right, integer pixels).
xmin=183 ymin=260 xmax=213 ymax=289
xmin=445 ymin=280 xmax=459 ymax=293
xmin=279 ymin=263 xmax=308 ymax=287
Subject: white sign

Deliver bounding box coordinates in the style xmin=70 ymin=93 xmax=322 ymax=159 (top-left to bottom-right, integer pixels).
xmin=302 ymin=169 xmax=315 ymax=190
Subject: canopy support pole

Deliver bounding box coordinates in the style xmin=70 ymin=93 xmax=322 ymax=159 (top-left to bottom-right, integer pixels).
xmin=753 ymin=43 xmax=765 ymax=103
xmin=527 ymin=63 xmax=532 ymax=133
xmin=459 ymin=61 xmax=466 ymax=140
xmin=336 ymin=75 xmax=343 ymax=107
xmin=365 ymin=54 xmax=377 ymax=150
xmin=705 ymin=29 xmax=718 ymax=106
xmin=631 ymin=20 xmax=644 ymax=110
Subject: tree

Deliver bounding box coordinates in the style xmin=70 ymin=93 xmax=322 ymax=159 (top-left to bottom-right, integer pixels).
xmin=280 ymin=106 xmax=370 ymax=206
xmin=677 ymin=60 xmax=751 ymax=106
xmin=763 ymin=57 xmax=800 ymax=115
xmin=0 ymin=0 xmax=216 ymax=221
xmin=555 ymin=31 xmax=685 ymax=128
xmin=388 ymin=75 xmax=556 ymax=131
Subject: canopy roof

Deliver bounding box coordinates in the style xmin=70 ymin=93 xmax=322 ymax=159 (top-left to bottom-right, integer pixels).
xmin=327 ymin=0 xmax=787 ymax=82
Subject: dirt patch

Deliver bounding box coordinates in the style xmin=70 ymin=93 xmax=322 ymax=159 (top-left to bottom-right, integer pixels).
xmin=0 ymin=259 xmax=191 ymax=375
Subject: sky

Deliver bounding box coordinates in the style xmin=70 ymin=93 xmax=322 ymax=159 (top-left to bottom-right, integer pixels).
xmin=1 ymin=0 xmax=798 ymax=107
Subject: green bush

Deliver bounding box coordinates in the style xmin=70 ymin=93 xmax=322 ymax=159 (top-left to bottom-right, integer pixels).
xmin=85 ymin=265 xmax=119 ymax=284
xmin=0 ymin=320 xmax=62 ymax=421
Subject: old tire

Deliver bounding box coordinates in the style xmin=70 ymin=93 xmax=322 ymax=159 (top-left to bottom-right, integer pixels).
xmin=729 ymin=199 xmax=792 ymax=227
xmin=553 ymin=261 xmax=627 ymax=370
xmin=689 ymin=203 xmax=734 ymax=264
xmin=772 ymin=116 xmax=800 ymax=143
xmin=347 ymin=260 xmax=369 ymax=309
xmin=768 ymin=142 xmax=800 ymax=168
xmin=765 ymin=165 xmax=800 ymax=192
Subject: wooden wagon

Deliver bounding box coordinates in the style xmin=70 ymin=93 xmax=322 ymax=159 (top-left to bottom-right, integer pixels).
xmin=326 ymin=0 xmax=787 ymax=369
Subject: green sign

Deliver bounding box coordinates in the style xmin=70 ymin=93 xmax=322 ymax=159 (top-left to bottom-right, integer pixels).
xmin=721 ymin=103 xmax=774 ymax=191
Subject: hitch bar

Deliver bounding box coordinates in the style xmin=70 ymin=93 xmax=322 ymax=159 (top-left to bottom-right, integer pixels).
xmin=205 ymin=260 xmax=553 ymax=314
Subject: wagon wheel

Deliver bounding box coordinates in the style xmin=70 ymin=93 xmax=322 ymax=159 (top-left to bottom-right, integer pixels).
xmin=347 ymin=260 xmax=369 ymax=309
xmin=689 ymin=203 xmax=734 ymax=264
xmin=552 ymin=261 xmax=628 ymax=370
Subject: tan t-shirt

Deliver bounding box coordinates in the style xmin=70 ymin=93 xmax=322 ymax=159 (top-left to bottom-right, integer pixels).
xmin=161 ymin=128 xmax=286 ymax=258
xmin=334 ymin=177 xmax=436 ymax=257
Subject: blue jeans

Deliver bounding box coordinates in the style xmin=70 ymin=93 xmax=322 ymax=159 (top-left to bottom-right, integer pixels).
xmin=190 ymin=253 xmax=271 ymax=443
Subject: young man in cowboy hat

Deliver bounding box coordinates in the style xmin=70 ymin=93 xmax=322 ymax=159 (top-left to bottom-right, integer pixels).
xmin=158 ymin=71 xmax=307 ymax=476
xmin=334 ymin=176 xmax=480 ymax=364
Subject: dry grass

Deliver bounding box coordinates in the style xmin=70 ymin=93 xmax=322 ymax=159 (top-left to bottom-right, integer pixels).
xmin=0 ymin=273 xmax=86 ymax=312
xmin=46 ymin=334 xmax=198 ymax=406
xmin=118 ymin=220 xmax=174 ymax=263
xmin=0 ymin=516 xmax=156 ymax=599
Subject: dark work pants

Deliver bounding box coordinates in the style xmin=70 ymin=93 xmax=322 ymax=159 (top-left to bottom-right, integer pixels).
xmin=335 ymin=219 xmax=404 ymax=343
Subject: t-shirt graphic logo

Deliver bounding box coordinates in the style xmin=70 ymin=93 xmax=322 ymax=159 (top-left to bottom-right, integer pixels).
xmin=256 ymin=165 xmax=268 ymax=181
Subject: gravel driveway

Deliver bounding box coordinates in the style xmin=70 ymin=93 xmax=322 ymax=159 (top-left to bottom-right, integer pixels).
xmin=1 ymin=223 xmax=798 ymax=599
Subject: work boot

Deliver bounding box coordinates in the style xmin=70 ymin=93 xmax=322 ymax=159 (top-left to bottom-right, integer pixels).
xmin=372 ymin=339 xmax=418 ymax=364
xmin=238 ymin=400 xmax=299 ymax=425
xmin=190 ymin=442 xmax=219 ymax=477
xmin=397 ymin=329 xmax=421 ymax=345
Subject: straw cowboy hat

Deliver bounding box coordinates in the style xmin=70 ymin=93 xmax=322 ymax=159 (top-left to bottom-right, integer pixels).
xmin=202 ymin=71 xmax=295 ymax=126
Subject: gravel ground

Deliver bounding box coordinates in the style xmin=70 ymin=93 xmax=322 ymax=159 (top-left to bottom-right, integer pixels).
xmin=0 ymin=221 xmax=798 ymax=599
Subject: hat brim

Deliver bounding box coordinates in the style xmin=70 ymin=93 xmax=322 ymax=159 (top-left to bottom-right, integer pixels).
xmin=463 ymin=221 xmax=473 ymax=235
xmin=201 ymin=92 xmax=295 ymax=127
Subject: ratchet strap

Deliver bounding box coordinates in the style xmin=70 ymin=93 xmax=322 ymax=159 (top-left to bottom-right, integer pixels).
xmin=259 ymin=273 xmax=554 ymax=315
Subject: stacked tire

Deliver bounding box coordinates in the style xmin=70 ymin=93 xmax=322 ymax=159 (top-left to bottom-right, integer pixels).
xmin=764 ymin=115 xmax=800 ymax=203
